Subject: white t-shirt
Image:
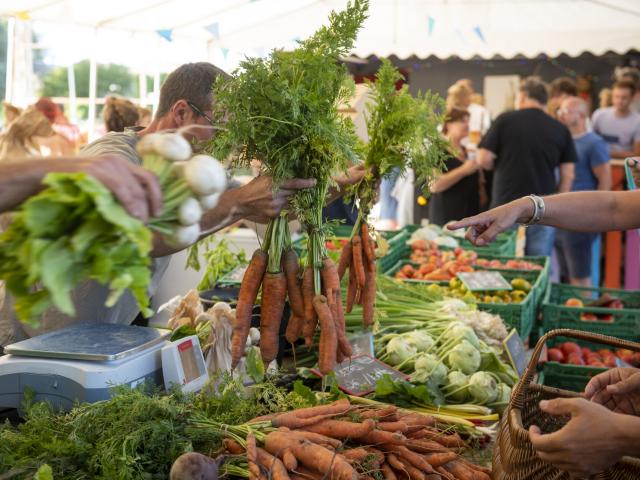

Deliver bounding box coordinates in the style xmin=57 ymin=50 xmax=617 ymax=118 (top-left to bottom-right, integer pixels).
xmin=467 ymin=103 xmax=491 ymax=135
xmin=591 ymin=107 xmax=640 ymax=153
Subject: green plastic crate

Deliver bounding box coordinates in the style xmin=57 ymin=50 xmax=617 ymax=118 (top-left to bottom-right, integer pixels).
xmin=401 ymin=224 xmax=517 ymax=256
xmin=540 ymin=361 xmax=606 ymax=392
xmin=542 ymin=283 xmax=640 ymax=341
xmin=473 ymin=255 xmax=550 ymax=309
xmin=384 ymin=261 xmax=538 ymax=337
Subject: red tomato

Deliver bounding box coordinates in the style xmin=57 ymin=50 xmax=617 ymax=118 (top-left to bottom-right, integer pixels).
xmin=567 ymin=354 xmax=585 ymax=365
xmin=561 ymin=342 xmax=582 ymax=357
xmin=609 ymin=299 xmax=624 ymax=309
xmin=547 ymin=348 xmax=565 ymax=363
xmin=588 ymin=361 xmax=606 ymax=367
xmin=581 ymin=347 xmax=592 ymax=357
xmin=604 ymin=356 xmax=617 ymax=368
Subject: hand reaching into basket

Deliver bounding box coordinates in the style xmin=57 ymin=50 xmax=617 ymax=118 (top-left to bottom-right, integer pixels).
xmin=529 ymin=397 xmax=640 ymax=477
xmin=585 ymin=367 xmax=640 ymax=416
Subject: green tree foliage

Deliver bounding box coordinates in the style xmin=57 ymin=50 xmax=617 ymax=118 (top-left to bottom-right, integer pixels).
xmin=40 ymin=59 xmax=137 ymax=98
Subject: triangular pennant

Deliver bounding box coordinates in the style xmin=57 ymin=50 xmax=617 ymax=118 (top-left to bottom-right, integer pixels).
xmin=473 ymin=25 xmax=486 ymax=44
xmin=205 ymin=22 xmax=220 ymax=39
xmin=156 ymin=29 xmax=173 ymax=42
xmin=221 ymin=47 xmax=230 ymax=59
xmin=427 ymin=16 xmax=435 ymax=36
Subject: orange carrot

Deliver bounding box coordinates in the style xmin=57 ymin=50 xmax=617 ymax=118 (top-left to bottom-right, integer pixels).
xmin=435 ymin=466 xmax=457 ymax=480
xmin=358 ymin=405 xmax=397 ymax=421
xmin=281 ymin=448 xmax=298 ymax=471
xmin=421 ymin=452 xmax=458 ymax=468
xmin=283 ymin=249 xmax=305 ymax=319
xmin=302 ymin=418 xmax=375 ymax=439
xmin=381 ymin=463 xmax=398 ymax=480
xmin=320 ymin=257 xmax=340 ymax=307
xmin=361 ymin=223 xmax=375 ymax=264
xmin=376 ymin=421 xmax=409 ymax=433
xmin=351 ymin=235 xmax=365 ymax=290
xmin=387 ymin=453 xmax=425 ymax=480
xmin=397 ymin=413 xmax=436 ymax=429
xmin=285 ymin=429 xmax=343 ymax=449
xmin=247 ymin=433 xmax=261 ymax=480
xmin=346 ymin=260 xmax=357 ymax=313
xmin=337 ymin=240 xmax=353 ymax=280
xmin=233 ymin=249 xmax=268 ymax=368
xmin=271 ymin=399 xmax=350 ymax=429
xmin=224 ymin=438 xmax=245 ymax=454
xmin=260 ymin=272 xmax=287 ymax=364
xmin=415 ymin=428 xmax=466 ymax=449
xmin=333 ymin=289 xmax=352 ymax=359
xmin=443 ymin=461 xmax=485 ymax=480
xmin=361 ymin=429 xmax=407 ymax=445
xmin=406 ymin=440 xmax=449 ymax=454
xmin=314 ymin=295 xmax=337 ymax=375
xmin=340 ymin=448 xmax=369 ymax=463
xmin=361 ymin=250 xmax=376 ymax=328
xmin=264 ymin=432 xmax=357 ymax=480
xmin=285 ymin=314 xmax=304 ymax=344
xmin=256 ymin=447 xmax=291 ymax=480
xmin=383 ymin=445 xmax=435 ymax=474
xmin=301 ymin=267 xmax=317 ymax=348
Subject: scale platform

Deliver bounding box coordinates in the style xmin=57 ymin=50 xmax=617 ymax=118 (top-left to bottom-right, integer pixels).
xmin=0 ymin=323 xmax=170 ymax=411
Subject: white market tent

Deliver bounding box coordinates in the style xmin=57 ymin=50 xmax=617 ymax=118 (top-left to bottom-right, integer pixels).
xmin=2 ymin=0 xmax=640 ymax=133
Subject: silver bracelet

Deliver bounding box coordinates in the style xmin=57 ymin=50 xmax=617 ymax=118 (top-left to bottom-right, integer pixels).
xmin=522 ymin=195 xmax=545 ymax=226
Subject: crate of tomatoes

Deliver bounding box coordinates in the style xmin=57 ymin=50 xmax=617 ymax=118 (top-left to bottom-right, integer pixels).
xmin=540 ymin=337 xmax=640 ymax=391
xmin=542 ymin=283 xmax=640 ymax=341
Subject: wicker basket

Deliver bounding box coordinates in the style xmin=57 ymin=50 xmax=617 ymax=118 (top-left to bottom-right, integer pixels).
xmin=493 ymin=328 xmax=640 ymax=479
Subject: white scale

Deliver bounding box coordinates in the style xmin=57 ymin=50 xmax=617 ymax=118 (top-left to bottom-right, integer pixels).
xmin=0 ymin=323 xmax=208 ymax=411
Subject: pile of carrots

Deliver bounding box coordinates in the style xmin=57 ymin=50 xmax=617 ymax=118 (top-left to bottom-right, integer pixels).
xmin=232 ymin=245 xmax=352 ymax=374
xmin=338 ymin=222 xmax=377 ymax=329
xmin=222 ymin=399 xmax=491 ymax=480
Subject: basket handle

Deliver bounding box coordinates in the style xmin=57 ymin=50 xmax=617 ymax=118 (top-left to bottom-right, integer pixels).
xmin=511 ymin=328 xmax=640 ymax=410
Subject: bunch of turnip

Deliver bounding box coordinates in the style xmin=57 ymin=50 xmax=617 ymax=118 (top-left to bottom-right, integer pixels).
xmin=137 ymin=133 xmax=227 ymax=248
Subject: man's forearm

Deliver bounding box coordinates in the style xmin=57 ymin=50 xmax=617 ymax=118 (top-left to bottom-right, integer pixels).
xmin=610 ymin=149 xmax=636 ymax=159
xmin=616 ymin=413 xmax=640 ymax=458
xmin=557 ymin=178 xmax=573 ymax=193
xmin=0 ymin=160 xmax=56 ymax=211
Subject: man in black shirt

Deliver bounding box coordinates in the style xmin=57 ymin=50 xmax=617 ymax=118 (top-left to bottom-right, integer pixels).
xmin=477 ymin=76 xmax=576 ymax=256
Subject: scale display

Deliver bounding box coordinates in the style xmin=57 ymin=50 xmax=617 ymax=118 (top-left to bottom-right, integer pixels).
xmin=161 ymin=336 xmax=208 ymax=393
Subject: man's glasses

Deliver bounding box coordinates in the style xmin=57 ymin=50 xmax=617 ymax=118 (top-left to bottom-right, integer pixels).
xmin=187 ymin=101 xmax=213 ymax=124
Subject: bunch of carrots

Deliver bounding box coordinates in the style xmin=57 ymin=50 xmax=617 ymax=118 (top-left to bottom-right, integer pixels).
xmin=194 ymin=399 xmax=491 ymax=480
xmin=231 ymin=216 xmax=352 ymax=374
xmin=338 ymin=221 xmax=378 ymax=328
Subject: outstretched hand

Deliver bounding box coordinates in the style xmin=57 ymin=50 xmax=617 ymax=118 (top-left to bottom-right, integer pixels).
xmin=585 ymin=367 xmax=640 ymax=416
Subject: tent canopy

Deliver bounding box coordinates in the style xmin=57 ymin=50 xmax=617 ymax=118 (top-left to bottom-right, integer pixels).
xmin=2 ymin=0 xmax=639 ymax=72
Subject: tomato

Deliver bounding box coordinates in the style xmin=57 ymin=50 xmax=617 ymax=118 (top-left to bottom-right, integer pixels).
xmin=567 ymin=354 xmax=585 ymax=365
xmin=580 ymin=313 xmax=598 ymax=321
xmin=588 ymin=361 xmax=606 ymax=367
xmin=604 ymin=356 xmax=617 ymax=367
xmin=547 ymin=348 xmax=565 ymax=363
xmin=565 ymin=298 xmax=583 ymax=307
xmin=560 ymin=342 xmax=581 ymax=357
xmin=598 ymin=314 xmax=614 ymax=322
xmin=581 ymin=347 xmax=592 ymax=357
xmin=411 ymin=239 xmax=430 ymax=251
xmin=609 ymin=299 xmax=624 ymax=309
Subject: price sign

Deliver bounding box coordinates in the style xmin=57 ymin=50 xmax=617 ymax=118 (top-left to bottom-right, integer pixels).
xmin=348 ymin=332 xmax=375 ymax=357
xmin=330 ymin=355 xmax=408 ymax=396
xmin=457 ymin=271 xmax=512 ymax=291
xmin=503 ymin=328 xmax=528 ymax=377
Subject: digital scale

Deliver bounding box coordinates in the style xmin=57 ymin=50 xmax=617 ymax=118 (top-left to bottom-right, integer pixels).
xmin=0 ymin=323 xmax=208 ymax=411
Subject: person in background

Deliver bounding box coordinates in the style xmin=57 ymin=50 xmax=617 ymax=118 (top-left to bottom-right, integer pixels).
xmin=556 ymin=96 xmax=611 ymax=287
xmin=456 ymin=78 xmax=491 ymax=138
xmin=426 ymin=108 xmax=480 ymax=225
xmin=0 ymin=107 xmax=53 ymax=161
xmin=136 ymin=106 xmax=152 ymax=127
xmin=476 ymin=76 xmax=576 ymax=256
xmin=599 ymin=88 xmax=613 ymax=109
xmin=616 ymin=67 xmax=640 ymax=115
xmin=592 ymin=80 xmax=640 ymax=159
xmin=548 ymin=77 xmax=578 ymax=119
xmin=2 ymin=102 xmax=22 ymax=130
xmin=33 ymin=98 xmax=77 ymax=156
xmin=102 ymin=96 xmax=140 ymax=133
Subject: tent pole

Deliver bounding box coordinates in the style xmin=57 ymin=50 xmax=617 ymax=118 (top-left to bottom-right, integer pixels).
xmin=138 ymin=72 xmax=147 ymax=107
xmin=5 ymin=17 xmax=15 ymax=103
xmin=152 ymin=70 xmax=160 ymax=116
xmin=87 ymin=29 xmax=98 ymax=142
xmin=67 ymin=63 xmax=77 ymax=122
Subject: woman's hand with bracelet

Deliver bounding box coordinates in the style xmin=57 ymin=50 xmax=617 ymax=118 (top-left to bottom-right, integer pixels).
xmin=447 ymin=196 xmax=536 ymax=246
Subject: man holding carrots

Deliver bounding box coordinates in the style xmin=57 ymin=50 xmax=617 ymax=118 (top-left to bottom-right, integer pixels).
xmin=0 ymin=62 xmax=365 ymax=344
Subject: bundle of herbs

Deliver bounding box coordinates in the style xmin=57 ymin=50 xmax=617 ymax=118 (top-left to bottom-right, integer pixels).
xmin=339 ymin=59 xmax=449 ymax=329
xmin=211 ymin=0 xmax=369 ymax=373
xmin=0 ymin=133 xmax=226 ymax=325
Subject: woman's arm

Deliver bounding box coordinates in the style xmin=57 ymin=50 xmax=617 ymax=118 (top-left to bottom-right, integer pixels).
xmin=430 ymin=159 xmax=478 ymax=194
xmin=448 ymin=190 xmax=640 ymax=246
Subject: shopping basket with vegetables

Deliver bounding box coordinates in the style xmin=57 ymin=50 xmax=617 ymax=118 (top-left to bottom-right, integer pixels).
xmin=493 ymin=329 xmax=640 ymax=479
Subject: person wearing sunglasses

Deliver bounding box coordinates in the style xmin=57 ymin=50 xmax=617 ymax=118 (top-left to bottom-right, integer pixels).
xmin=0 ymin=62 xmax=365 ymax=343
